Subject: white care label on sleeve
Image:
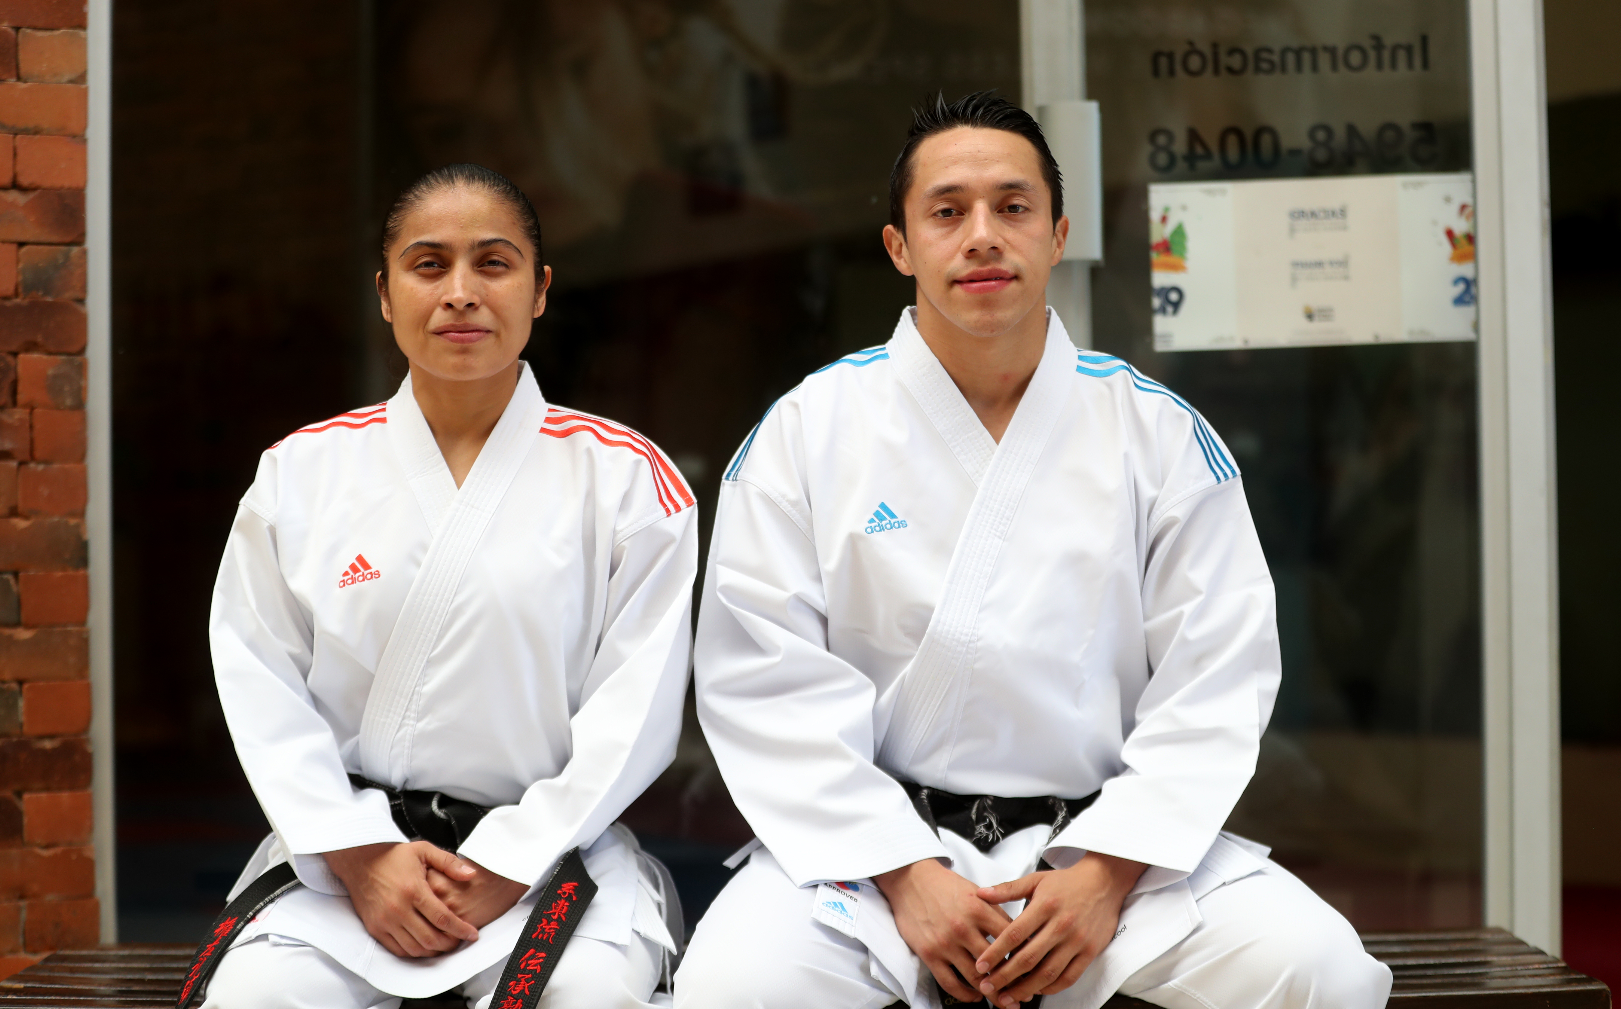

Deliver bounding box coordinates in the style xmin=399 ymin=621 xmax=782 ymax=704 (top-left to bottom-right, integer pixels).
xmin=812 ymin=881 xmax=863 ymax=936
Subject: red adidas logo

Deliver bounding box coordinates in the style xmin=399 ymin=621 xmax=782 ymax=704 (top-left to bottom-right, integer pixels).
xmin=338 ymin=554 xmax=381 ymax=589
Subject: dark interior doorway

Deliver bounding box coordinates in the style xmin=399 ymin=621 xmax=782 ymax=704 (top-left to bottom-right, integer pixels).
xmin=111 ymin=0 xmax=1020 ymax=941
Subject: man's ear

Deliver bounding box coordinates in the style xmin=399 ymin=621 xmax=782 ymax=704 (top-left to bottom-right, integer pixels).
xmin=882 ymin=224 xmax=916 ymax=277
xmin=376 ymin=271 xmax=393 ymax=323
xmin=1050 ymin=215 xmax=1071 ymax=266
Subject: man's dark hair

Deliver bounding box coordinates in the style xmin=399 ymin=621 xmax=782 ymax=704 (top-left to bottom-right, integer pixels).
xmin=380 ymin=163 xmax=544 ymax=282
xmin=888 ymin=91 xmax=1064 ymax=234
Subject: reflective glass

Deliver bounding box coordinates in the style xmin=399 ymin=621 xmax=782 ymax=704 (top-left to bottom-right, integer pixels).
xmin=1087 ymin=0 xmax=1482 ymax=929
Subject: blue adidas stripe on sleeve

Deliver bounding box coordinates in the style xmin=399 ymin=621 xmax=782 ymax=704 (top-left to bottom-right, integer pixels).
xmin=726 ymin=347 xmax=891 ymax=481
xmin=1075 ymin=351 xmax=1237 ymax=483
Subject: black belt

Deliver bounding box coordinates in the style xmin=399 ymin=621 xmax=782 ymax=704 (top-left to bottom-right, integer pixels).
xmin=347 ymin=773 xmax=491 ymax=852
xmin=899 ymin=781 xmax=1099 ymax=1008
xmin=900 ymin=780 xmax=1098 ymax=854
xmin=178 ymin=779 xmax=596 ymax=1009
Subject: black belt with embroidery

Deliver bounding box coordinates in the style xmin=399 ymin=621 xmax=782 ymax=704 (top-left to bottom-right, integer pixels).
xmin=900 ymin=780 xmax=1099 ymax=854
xmin=899 ymin=781 xmax=1100 ymax=1008
xmin=177 ymin=778 xmax=596 ymax=1009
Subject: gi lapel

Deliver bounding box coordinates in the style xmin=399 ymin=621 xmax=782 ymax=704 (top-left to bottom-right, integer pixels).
xmin=877 ymin=310 xmax=1077 ymax=780
xmin=358 ymin=364 xmax=549 ymax=784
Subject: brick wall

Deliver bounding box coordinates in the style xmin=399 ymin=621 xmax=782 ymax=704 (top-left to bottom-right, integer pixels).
xmin=0 ymin=0 xmax=95 ymax=976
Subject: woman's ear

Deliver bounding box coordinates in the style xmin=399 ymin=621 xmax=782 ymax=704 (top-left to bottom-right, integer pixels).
xmin=376 ymin=271 xmax=393 ymax=323
xmin=533 ymin=265 xmax=552 ymax=319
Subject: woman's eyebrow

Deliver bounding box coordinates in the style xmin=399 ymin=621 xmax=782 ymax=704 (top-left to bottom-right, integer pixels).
xmin=475 ymin=237 xmax=526 ymax=258
xmin=397 ymin=239 xmax=445 ymax=259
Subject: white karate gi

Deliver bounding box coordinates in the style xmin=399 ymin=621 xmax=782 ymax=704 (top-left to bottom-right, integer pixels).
xmin=680 ymin=309 xmax=1391 ymax=1009
xmin=206 ymin=364 xmax=696 ymax=1007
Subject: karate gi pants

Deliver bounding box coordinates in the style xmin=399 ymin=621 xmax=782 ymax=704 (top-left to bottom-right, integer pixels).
xmin=675 ymin=829 xmax=1391 ymax=1009
xmin=200 ymin=929 xmax=669 ymax=1009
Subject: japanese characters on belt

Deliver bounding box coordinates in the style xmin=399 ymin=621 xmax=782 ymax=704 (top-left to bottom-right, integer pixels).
xmin=204 ymin=363 xmax=695 ymax=1001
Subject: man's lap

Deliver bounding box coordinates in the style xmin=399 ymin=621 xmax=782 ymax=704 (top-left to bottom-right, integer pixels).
xmin=675 ymin=853 xmax=1390 ymax=1009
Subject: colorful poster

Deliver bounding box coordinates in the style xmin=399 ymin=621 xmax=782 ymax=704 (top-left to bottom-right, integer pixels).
xmin=1149 ymin=172 xmax=1476 ymax=351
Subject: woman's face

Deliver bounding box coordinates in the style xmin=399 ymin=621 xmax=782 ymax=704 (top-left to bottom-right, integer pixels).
xmin=377 ymin=185 xmax=550 ymax=383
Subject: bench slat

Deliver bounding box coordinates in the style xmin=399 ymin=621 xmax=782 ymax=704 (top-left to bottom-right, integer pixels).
xmin=0 ymin=931 xmax=1607 ymax=1007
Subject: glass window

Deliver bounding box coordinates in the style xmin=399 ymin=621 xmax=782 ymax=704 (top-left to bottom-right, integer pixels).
xmin=1087 ymin=0 xmax=1481 ymax=930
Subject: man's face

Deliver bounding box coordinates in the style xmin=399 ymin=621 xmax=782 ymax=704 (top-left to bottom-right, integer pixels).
xmin=884 ymin=126 xmax=1068 ymax=339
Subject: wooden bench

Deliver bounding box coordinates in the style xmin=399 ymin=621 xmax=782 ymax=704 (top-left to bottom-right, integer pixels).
xmin=0 ymin=928 xmax=1607 ymax=1007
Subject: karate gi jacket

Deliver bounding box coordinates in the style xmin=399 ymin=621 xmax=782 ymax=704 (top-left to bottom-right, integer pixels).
xmin=209 ymin=364 xmax=696 ymax=996
xmin=696 ymin=309 xmax=1282 ymax=1002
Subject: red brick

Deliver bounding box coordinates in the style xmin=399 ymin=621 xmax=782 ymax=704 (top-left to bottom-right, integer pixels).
xmin=17 ymin=570 xmax=81 ymax=626
xmin=0 ymin=737 xmax=89 ymax=789
xmin=9 ymin=847 xmax=92 ymax=898
xmin=0 ymin=575 xmax=14 ymax=626
xmin=0 ymin=243 xmax=14 ymax=296
xmin=20 ymin=680 xmax=85 ymax=735
xmin=20 ymin=791 xmax=86 ymax=845
xmin=0 ymin=353 xmax=12 ymax=405
xmin=22 ymin=896 xmax=95 ymax=950
xmin=0 ymin=953 xmax=42 ymax=978
xmin=0 ymin=682 xmax=15 ymax=730
xmin=16 ymin=247 xmax=78 ymax=299
xmin=0 ymin=29 xmax=14 ymax=81
xmin=14 ymin=354 xmax=78 ymax=408
xmin=16 ymin=29 xmax=78 ymax=84
xmin=17 ymin=462 xmax=80 ymax=515
xmin=0 ymin=408 xmax=26 ymax=459
xmin=0 ymin=81 xmax=80 ymax=135
xmin=0 ymin=516 xmax=82 ymax=569
xmin=0 ymin=299 xmax=83 ymax=351
xmin=0 ymin=627 xmax=87 ymax=679
xmin=19 ymin=688 xmax=76 ymax=743
xmin=13 ymin=134 xmax=79 ymax=189
xmin=29 ymin=408 xmax=78 ymax=462
xmin=0 ymin=903 xmax=18 ymax=954
xmin=0 ymin=189 xmax=79 ymax=244
xmin=0 ymin=459 xmax=14 ymax=511
xmin=0 ymin=1 xmax=86 ymax=30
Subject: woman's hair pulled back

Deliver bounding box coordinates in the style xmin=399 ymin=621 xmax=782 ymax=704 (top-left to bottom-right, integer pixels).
xmin=380 ymin=164 xmax=544 ymax=281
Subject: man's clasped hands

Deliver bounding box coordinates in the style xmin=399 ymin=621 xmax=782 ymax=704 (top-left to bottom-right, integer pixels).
xmin=875 ymin=851 xmax=1146 ymax=1008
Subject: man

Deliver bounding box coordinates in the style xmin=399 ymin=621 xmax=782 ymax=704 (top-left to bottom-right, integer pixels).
xmin=676 ymin=93 xmax=1391 ymax=1009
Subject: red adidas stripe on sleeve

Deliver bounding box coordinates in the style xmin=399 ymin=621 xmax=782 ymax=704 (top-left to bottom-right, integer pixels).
xmin=271 ymin=404 xmax=388 ymax=448
xmin=540 ymin=409 xmax=695 ymax=517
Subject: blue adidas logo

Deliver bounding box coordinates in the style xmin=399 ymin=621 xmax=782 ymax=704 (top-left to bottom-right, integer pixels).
xmin=865 ymin=502 xmax=908 ymax=534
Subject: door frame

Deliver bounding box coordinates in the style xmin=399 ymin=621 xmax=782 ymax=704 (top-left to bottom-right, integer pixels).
xmin=1470 ymin=0 xmax=1561 ymax=955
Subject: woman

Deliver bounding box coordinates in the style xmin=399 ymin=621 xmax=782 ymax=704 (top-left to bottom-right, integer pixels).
xmin=194 ymin=164 xmax=696 ymax=1008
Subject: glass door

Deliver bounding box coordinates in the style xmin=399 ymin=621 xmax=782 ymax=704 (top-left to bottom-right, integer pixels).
xmin=1083 ymin=0 xmax=1483 ymax=931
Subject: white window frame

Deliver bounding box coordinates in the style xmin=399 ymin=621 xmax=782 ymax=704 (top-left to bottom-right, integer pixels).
xmin=1470 ymin=0 xmax=1561 ymax=955
xmin=88 ymin=0 xmax=118 ymax=943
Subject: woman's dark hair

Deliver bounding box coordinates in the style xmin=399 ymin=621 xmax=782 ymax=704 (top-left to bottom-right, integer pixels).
xmin=888 ymin=91 xmax=1063 ymax=234
xmin=379 ymin=163 xmax=544 ymax=281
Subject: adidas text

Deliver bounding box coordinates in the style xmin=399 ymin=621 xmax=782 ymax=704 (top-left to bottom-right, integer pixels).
xmin=338 ymin=554 xmax=381 ymax=588
xmin=865 ymin=502 xmax=908 ymax=535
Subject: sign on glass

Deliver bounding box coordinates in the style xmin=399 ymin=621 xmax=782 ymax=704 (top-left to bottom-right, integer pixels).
xmin=1149 ymin=173 xmax=1476 ymax=350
